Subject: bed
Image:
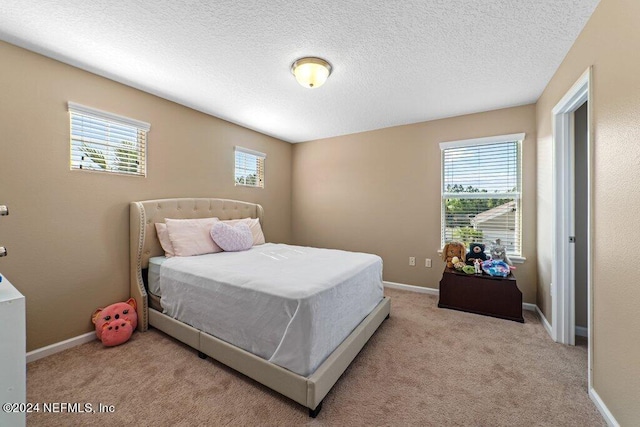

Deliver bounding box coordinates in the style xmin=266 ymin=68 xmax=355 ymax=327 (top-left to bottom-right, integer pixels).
xmin=130 ymin=198 xmax=391 ymax=417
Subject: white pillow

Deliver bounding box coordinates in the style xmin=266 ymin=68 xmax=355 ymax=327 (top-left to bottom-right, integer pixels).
xmin=154 ymin=223 xmax=175 ymax=257
xmin=210 ymin=222 xmax=253 ymax=252
xmin=165 ymin=217 xmax=222 ymax=257
xmin=223 ymin=217 xmax=265 ymax=245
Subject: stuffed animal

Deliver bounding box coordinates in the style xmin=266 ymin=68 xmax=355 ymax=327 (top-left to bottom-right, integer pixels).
xmin=451 ymin=257 xmax=465 ymax=271
xmin=466 ymin=243 xmax=488 ymax=266
xmin=92 ymin=298 xmax=138 ymax=347
xmin=462 ymin=265 xmax=476 ymax=274
xmin=442 ymin=241 xmax=466 ymax=268
xmin=490 ymin=239 xmax=513 ymax=266
xmin=481 ymin=259 xmax=511 ymax=277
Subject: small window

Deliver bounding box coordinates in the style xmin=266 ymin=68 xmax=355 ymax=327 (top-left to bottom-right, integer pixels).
xmin=235 ymin=146 xmax=265 ymax=188
xmin=68 ymin=102 xmax=149 ymax=177
xmin=440 ymin=133 xmax=524 ymax=257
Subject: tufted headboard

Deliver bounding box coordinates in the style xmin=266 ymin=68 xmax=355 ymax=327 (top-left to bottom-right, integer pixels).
xmin=130 ymin=198 xmax=264 ymax=330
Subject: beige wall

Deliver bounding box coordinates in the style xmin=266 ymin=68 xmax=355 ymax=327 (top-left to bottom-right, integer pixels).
xmin=536 ymin=0 xmax=640 ymax=422
xmin=4 ymin=0 xmax=637 ymax=418
xmin=0 ymin=41 xmax=292 ymax=351
xmin=292 ymin=105 xmax=537 ymax=303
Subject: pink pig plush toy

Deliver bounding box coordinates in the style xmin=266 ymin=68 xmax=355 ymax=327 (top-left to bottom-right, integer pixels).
xmin=92 ymin=298 xmax=138 ymax=347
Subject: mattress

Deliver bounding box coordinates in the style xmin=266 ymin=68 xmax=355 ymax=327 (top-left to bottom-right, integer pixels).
xmin=159 ymin=243 xmax=384 ymax=377
xmin=148 ymin=256 xmax=167 ymax=296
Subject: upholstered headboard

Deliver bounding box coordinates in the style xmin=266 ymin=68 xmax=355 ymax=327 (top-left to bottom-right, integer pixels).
xmin=130 ymin=198 xmax=264 ymax=330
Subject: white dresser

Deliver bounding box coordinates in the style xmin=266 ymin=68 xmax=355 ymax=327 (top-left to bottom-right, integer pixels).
xmin=0 ymin=274 xmax=26 ymax=427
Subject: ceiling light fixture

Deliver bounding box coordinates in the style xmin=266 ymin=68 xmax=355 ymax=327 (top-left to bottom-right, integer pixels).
xmin=291 ymin=57 xmax=332 ymax=89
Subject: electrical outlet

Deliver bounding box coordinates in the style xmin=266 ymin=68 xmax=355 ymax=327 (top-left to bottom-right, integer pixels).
xmin=409 ymin=257 xmax=416 ymax=266
xmin=425 ymin=258 xmax=432 ymax=268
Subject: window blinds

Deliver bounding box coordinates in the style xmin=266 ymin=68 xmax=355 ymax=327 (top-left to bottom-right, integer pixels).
xmin=440 ymin=134 xmax=523 ymax=256
xmin=68 ymin=102 xmax=149 ymax=177
xmin=234 ymin=146 xmax=265 ymax=188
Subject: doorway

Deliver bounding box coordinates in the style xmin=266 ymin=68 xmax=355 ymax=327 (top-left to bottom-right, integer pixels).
xmin=573 ymin=102 xmax=588 ymax=342
xmin=551 ymin=67 xmax=593 ymax=387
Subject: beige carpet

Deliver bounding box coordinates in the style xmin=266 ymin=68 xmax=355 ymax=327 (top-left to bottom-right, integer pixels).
xmin=26 ymin=288 xmax=604 ymax=426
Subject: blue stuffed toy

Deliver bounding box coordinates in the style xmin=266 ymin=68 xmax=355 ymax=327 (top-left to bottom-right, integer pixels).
xmin=481 ymin=260 xmax=511 ymax=277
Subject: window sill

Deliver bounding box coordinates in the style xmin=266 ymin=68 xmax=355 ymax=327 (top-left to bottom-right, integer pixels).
xmin=234 ymin=183 xmax=264 ymax=188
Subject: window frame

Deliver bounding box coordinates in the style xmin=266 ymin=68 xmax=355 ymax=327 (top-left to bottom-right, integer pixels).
xmin=68 ymin=102 xmax=150 ymax=177
xmin=234 ymin=146 xmax=266 ymax=188
xmin=439 ymin=133 xmax=525 ymax=262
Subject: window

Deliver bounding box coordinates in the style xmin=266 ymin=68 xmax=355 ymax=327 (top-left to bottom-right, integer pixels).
xmin=234 ymin=146 xmax=265 ymax=188
xmin=440 ymin=133 xmax=524 ymax=257
xmin=68 ymin=102 xmax=149 ymax=176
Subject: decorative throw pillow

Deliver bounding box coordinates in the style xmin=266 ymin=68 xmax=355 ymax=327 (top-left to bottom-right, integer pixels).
xmin=165 ymin=217 xmax=222 ymax=256
xmin=154 ymin=223 xmax=175 ymax=257
xmin=223 ymin=217 xmax=266 ymax=245
xmin=210 ymin=222 xmax=253 ymax=252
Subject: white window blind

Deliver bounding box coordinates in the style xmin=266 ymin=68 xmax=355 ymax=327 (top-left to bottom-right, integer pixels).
xmin=235 ymin=146 xmax=265 ymax=188
xmin=440 ymin=134 xmax=524 ymax=256
xmin=68 ymin=102 xmax=149 ymax=177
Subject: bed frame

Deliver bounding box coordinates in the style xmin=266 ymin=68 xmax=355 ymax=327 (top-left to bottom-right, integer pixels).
xmin=130 ymin=198 xmax=390 ymax=417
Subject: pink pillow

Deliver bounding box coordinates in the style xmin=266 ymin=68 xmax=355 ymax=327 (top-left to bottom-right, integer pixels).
xmin=223 ymin=217 xmax=265 ymax=245
xmin=165 ymin=217 xmax=222 ymax=256
xmin=210 ymin=222 xmax=253 ymax=252
xmin=154 ymin=223 xmax=175 ymax=257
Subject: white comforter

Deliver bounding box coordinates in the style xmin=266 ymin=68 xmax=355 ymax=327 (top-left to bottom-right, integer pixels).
xmin=159 ymin=243 xmax=384 ymax=377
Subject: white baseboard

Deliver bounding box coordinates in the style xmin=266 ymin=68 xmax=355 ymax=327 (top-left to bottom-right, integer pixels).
xmin=383 ymin=281 xmax=439 ymax=295
xmin=383 ymin=281 xmax=537 ymax=312
xmin=575 ymin=326 xmax=588 ymax=337
xmin=535 ymin=305 xmax=553 ymax=338
xmin=531 ymin=306 xmax=586 ymax=341
xmin=26 ymin=331 xmax=96 ymax=363
xmin=589 ymin=387 xmax=620 ymax=427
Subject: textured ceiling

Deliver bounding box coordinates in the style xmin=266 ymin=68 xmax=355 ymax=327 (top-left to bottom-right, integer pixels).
xmin=0 ymin=0 xmax=600 ymax=143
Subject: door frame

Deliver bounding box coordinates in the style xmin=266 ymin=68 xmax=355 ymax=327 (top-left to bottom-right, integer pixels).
xmin=551 ymin=67 xmax=593 ymax=387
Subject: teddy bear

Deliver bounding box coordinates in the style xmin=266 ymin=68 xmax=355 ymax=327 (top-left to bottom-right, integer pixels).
xmin=465 ymin=242 xmax=488 ymax=266
xmin=92 ymin=298 xmax=138 ymax=347
xmin=442 ymin=241 xmax=466 ymax=268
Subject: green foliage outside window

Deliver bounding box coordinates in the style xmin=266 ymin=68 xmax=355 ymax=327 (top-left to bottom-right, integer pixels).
xmin=445 ymin=184 xmax=512 ymax=215
xmin=235 ymin=173 xmax=258 ymax=186
xmin=81 ymin=140 xmax=140 ymax=173
xmin=453 ymin=227 xmax=484 ymax=244
xmin=445 ymin=184 xmax=514 ymax=245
